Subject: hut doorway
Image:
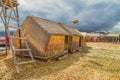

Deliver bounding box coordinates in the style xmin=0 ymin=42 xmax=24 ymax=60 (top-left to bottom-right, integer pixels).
xmin=64 ymin=36 xmax=69 ymax=51
xmin=79 ymin=37 xmax=82 ymax=47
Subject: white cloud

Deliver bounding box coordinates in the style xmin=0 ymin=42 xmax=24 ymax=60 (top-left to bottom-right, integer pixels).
xmin=19 ymin=0 xmax=70 ymax=13
xmin=85 ymin=0 xmax=119 ymax=5
xmin=114 ymin=22 xmax=120 ymax=29
xmin=109 ymin=22 xmax=120 ymax=33
xmin=19 ymin=0 xmax=74 ymax=19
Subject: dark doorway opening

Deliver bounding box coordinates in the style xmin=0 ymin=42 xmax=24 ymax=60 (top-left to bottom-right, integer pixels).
xmin=79 ymin=37 xmax=82 ymax=47
xmin=64 ymin=36 xmax=68 ymax=50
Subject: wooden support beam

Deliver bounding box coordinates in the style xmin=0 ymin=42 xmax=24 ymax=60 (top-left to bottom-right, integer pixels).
xmin=18 ymin=61 xmax=35 ymax=65
xmin=14 ymin=49 xmax=31 ymax=51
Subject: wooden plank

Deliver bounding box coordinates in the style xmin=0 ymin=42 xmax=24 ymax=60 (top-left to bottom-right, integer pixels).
xmin=9 ymin=26 xmax=21 ymax=29
xmin=0 ymin=4 xmax=13 ymax=9
xmin=15 ymin=49 xmax=31 ymax=51
xmin=18 ymin=61 xmax=35 ymax=65
xmin=11 ymin=0 xmax=19 ymax=5
xmin=5 ymin=14 xmax=18 ymax=20
xmin=10 ymin=36 xmax=26 ymax=40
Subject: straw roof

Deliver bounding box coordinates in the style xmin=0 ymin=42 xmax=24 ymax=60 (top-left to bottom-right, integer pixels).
xmin=58 ymin=23 xmax=82 ymax=36
xmin=25 ymin=16 xmax=82 ymax=36
xmin=32 ymin=16 xmax=71 ymax=36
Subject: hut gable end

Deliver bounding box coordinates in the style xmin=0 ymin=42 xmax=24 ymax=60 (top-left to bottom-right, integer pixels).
xmin=21 ymin=16 xmax=50 ymax=50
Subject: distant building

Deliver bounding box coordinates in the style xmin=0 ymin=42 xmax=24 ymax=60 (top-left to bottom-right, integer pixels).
xmin=104 ymin=33 xmax=120 ymax=43
xmin=85 ymin=32 xmax=120 ymax=43
xmin=86 ymin=32 xmax=104 ymax=42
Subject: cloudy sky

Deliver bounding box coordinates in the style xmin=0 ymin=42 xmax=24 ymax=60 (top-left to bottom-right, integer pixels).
xmin=0 ymin=0 xmax=120 ymax=33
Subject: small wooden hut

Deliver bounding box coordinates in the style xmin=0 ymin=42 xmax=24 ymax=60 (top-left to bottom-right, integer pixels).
xmin=13 ymin=16 xmax=72 ymax=59
xmin=13 ymin=16 xmax=84 ymax=60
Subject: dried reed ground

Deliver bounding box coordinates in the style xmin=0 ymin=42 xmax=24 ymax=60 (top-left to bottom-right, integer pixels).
xmin=0 ymin=42 xmax=120 ymax=80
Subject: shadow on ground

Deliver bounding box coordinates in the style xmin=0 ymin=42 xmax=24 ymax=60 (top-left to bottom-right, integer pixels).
xmin=2 ymin=46 xmax=92 ymax=79
xmin=79 ymin=46 xmax=92 ymax=57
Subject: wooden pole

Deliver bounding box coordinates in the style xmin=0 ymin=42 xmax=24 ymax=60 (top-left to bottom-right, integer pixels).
xmin=4 ymin=8 xmax=8 ymax=55
xmin=70 ymin=20 xmax=79 ymax=52
xmin=16 ymin=6 xmax=22 ymax=49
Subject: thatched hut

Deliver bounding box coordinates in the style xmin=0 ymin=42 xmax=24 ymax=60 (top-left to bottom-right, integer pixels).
xmin=13 ymin=16 xmax=72 ymax=59
xmin=13 ymin=16 xmax=84 ymax=60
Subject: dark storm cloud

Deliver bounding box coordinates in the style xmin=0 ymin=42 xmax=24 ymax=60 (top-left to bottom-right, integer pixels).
xmin=19 ymin=0 xmax=120 ymax=32
xmin=81 ymin=3 xmax=120 ymax=32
